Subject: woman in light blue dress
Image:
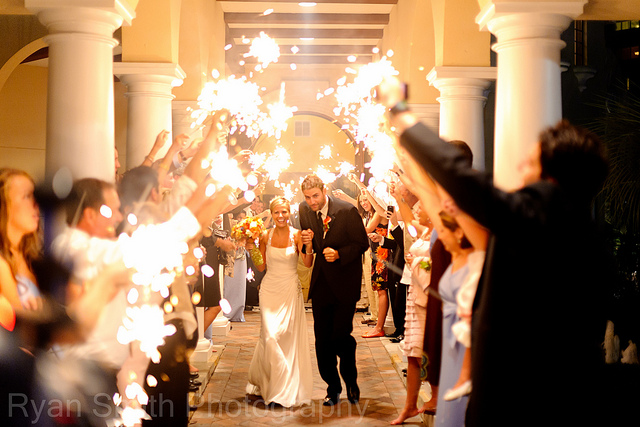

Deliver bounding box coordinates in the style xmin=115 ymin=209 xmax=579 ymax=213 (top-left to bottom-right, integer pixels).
xmin=434 ymin=211 xmax=474 ymax=427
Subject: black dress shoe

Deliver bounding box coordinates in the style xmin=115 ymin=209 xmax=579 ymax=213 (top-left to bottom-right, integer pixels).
xmin=385 ymin=332 xmax=399 ymax=338
xmin=390 ymin=334 xmax=404 ymax=343
xmin=323 ymin=394 xmax=340 ymax=406
xmin=347 ymin=384 xmax=360 ymax=404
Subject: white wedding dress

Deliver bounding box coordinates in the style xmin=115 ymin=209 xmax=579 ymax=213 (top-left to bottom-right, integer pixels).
xmin=246 ymin=227 xmax=313 ymax=407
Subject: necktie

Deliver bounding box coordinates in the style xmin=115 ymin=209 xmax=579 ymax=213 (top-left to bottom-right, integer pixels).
xmin=317 ymin=211 xmax=323 ymax=227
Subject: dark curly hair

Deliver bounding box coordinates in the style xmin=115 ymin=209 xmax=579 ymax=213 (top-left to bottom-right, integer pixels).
xmin=539 ymin=120 xmax=608 ymax=201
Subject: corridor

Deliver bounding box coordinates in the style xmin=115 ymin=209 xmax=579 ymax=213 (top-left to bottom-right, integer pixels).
xmin=190 ymin=310 xmax=431 ymax=426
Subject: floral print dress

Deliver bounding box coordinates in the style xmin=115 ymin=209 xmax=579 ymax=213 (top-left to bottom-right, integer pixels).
xmin=370 ymin=222 xmax=389 ymax=291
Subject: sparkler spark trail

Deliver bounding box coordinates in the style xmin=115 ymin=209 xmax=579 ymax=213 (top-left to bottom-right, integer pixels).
xmin=333 ymin=56 xmax=400 ymax=182
xmin=319 ymin=145 xmax=332 ymax=160
xmin=244 ymin=31 xmax=280 ymax=70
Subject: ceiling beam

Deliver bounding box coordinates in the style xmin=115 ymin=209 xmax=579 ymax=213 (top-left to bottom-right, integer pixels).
xmin=225 ymin=12 xmax=389 ymax=25
xmin=228 ymin=27 xmax=383 ymax=39
xmin=218 ymin=0 xmax=397 ymax=4
xmin=237 ymin=55 xmax=373 ymax=64
xmin=232 ymin=44 xmax=376 ymax=55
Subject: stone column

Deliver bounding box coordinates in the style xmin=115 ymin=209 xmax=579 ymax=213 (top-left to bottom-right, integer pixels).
xmin=476 ymin=1 xmax=585 ymax=189
xmin=409 ymin=103 xmax=440 ymax=135
xmin=114 ymin=63 xmax=186 ymax=169
xmin=427 ymin=67 xmax=496 ymax=171
xmin=25 ymin=0 xmax=135 ymax=183
xmin=172 ymin=100 xmax=203 ymax=140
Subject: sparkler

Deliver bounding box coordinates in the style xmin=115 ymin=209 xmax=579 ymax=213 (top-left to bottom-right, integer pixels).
xmin=244 ymin=31 xmax=280 ymax=70
xmin=333 ymin=56 xmax=400 ymax=182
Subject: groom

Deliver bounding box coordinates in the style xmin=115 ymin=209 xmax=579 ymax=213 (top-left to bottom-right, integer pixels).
xmin=299 ymin=174 xmax=369 ymax=406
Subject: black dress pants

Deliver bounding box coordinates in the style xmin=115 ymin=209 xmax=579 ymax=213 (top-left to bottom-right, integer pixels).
xmin=389 ymin=282 xmax=407 ymax=335
xmin=310 ymin=277 xmax=358 ymax=396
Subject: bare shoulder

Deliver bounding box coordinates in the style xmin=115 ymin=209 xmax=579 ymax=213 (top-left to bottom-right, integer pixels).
xmin=0 ymin=254 xmax=17 ymax=291
xmin=0 ymin=254 xmax=11 ymax=274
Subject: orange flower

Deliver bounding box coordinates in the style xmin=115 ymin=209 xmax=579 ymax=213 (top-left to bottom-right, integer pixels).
xmin=231 ymin=216 xmax=265 ymax=242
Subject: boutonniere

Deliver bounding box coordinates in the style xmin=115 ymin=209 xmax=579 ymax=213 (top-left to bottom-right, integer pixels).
xmin=323 ymin=216 xmax=332 ymax=233
xmin=419 ymin=258 xmax=432 ymax=272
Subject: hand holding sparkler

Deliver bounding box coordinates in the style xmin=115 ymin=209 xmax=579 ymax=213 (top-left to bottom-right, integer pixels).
xmin=232 ymin=149 xmax=253 ymax=164
xmin=142 ymin=130 xmax=170 ymax=167
xmin=183 ymin=110 xmax=230 ymax=183
xmin=332 ymin=189 xmax=357 ymax=207
xmin=180 ymin=137 xmax=203 ymax=160
xmin=374 ymin=75 xmax=405 ymax=110
xmin=375 ymin=76 xmax=418 ymax=133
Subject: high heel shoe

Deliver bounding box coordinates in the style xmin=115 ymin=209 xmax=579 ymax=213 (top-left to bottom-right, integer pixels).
xmin=443 ymin=380 xmax=472 ymax=401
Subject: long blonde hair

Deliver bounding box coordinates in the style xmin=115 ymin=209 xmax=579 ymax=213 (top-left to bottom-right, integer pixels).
xmin=0 ymin=168 xmax=40 ymax=277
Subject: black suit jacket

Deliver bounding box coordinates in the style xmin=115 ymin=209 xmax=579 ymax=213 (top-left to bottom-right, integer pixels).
xmin=400 ymin=122 xmax=608 ymax=425
xmin=299 ymin=195 xmax=369 ymax=303
xmin=381 ymin=224 xmax=405 ymax=285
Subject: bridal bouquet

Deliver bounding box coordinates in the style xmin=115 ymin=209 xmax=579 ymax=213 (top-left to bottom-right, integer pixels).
xmin=231 ymin=216 xmax=265 ymax=265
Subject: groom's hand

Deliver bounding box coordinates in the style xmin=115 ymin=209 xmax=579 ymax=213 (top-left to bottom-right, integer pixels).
xmin=301 ymin=229 xmax=314 ymax=246
xmin=323 ymin=247 xmax=340 ymax=262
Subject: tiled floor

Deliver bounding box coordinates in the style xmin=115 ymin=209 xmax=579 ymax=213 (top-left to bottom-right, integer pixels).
xmin=190 ymin=310 xmax=430 ymax=426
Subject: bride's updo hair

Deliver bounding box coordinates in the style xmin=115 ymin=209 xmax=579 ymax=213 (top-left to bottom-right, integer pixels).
xmin=269 ymin=196 xmax=290 ymax=213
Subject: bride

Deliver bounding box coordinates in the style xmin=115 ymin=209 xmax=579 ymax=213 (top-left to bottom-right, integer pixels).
xmin=245 ymin=197 xmax=314 ymax=407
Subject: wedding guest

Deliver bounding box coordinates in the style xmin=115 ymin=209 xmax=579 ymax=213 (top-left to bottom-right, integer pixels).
xmin=195 ymin=215 xmax=235 ymax=339
xmin=430 ymin=211 xmax=474 ymax=427
xmin=358 ymin=192 xmax=391 ymax=339
xmin=384 ymin=182 xmax=420 ymax=342
xmin=0 ymin=169 xmax=41 ymax=311
xmin=389 ymin=203 xmax=432 ymax=425
xmin=223 ymin=213 xmax=248 ymax=322
xmin=356 ymin=193 xmax=379 ymax=326
xmin=378 ymin=77 xmax=609 ymax=426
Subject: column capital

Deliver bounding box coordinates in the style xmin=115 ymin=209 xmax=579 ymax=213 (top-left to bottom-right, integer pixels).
xmin=477 ymin=1 xmax=585 ymax=35
xmin=427 ymin=66 xmax=496 ymax=86
xmin=26 ymin=0 xmax=136 ymax=33
xmin=114 ymin=62 xmax=186 ymax=87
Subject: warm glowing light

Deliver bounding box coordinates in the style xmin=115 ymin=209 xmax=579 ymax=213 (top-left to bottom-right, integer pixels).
xmin=201 ymin=264 xmax=214 ymax=277
xmin=244 ymin=31 xmax=280 ymax=70
xmin=100 ymin=205 xmax=112 ymax=219
xmin=192 ymin=292 xmax=202 ymax=305
xmin=319 ymin=145 xmax=332 ymax=160
xmin=193 ymin=247 xmax=204 ymax=260
xmin=220 ymin=298 xmax=232 ymax=314
xmin=146 ymin=375 xmax=158 ymax=387
xmin=127 ymin=288 xmax=139 ymax=305
xmin=347 ymin=55 xmax=357 ymax=63
xmin=263 ymin=8 xmax=274 ymax=15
